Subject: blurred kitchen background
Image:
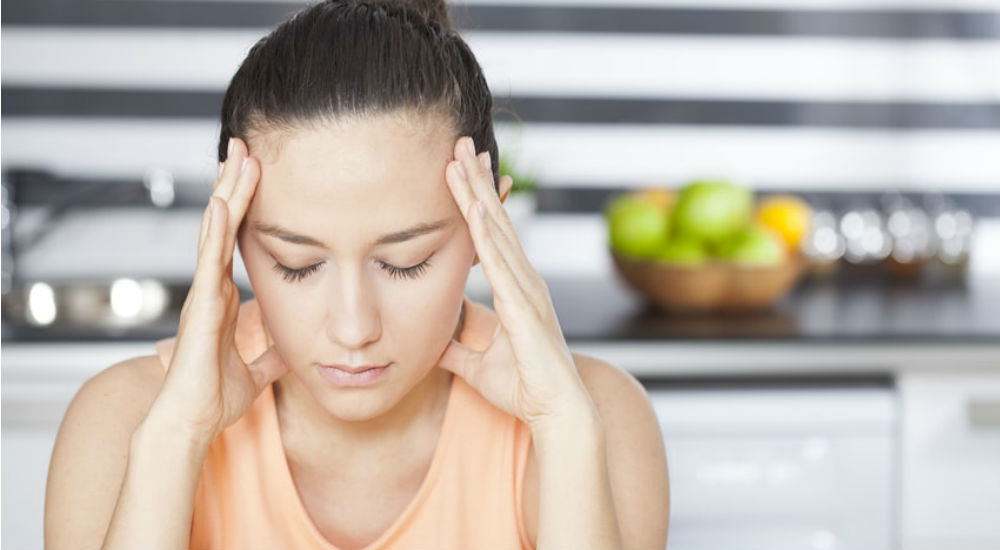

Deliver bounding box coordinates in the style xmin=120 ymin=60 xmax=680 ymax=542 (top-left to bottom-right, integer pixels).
xmin=2 ymin=0 xmax=999 ymax=548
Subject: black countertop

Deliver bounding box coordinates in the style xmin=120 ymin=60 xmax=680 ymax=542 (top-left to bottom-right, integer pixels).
xmin=4 ymin=274 xmax=1000 ymax=344
xmin=473 ymin=274 xmax=1000 ymax=344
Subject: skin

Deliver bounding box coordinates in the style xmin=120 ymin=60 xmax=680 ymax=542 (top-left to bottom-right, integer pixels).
xmin=236 ymin=113 xmax=508 ymax=457
xmin=45 ymin=106 xmax=667 ymax=550
xmin=236 ymin=112 xmax=627 ymax=548
xmin=235 ymin=111 xmax=625 ymax=548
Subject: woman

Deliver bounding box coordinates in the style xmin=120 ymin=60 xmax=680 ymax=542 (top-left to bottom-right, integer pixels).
xmin=44 ymin=1 xmax=669 ymax=548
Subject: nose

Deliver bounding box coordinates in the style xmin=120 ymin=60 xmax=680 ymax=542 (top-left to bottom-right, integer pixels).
xmin=324 ymin=264 xmax=382 ymax=351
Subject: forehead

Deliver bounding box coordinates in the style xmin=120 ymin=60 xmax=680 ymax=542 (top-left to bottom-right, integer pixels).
xmin=246 ymin=113 xmax=457 ymax=241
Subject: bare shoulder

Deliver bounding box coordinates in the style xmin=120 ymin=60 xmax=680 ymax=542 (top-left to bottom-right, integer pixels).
xmin=60 ymin=353 xmax=168 ymax=431
xmin=572 ymin=352 xmax=671 ymax=550
xmin=77 ymin=354 xmax=166 ymax=408
xmin=522 ymin=353 xmax=670 ymax=550
xmin=571 ymin=352 xmax=647 ymax=407
xmin=569 ymin=352 xmax=664 ymax=460
xmin=45 ymin=354 xmax=167 ymax=549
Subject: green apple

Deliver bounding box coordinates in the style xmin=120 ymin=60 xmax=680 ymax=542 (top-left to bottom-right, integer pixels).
xmin=604 ymin=193 xmax=671 ymax=259
xmin=672 ymin=180 xmax=754 ymax=245
xmin=654 ymin=238 xmax=708 ymax=266
xmin=718 ymin=225 xmax=786 ymax=266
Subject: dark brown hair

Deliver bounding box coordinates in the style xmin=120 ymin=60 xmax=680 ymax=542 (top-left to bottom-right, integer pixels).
xmin=217 ymin=0 xmax=499 ymax=190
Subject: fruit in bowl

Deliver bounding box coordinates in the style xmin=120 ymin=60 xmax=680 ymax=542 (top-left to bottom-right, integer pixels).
xmin=653 ymin=237 xmax=709 ymax=266
xmin=604 ymin=190 xmax=673 ymax=259
xmin=717 ymin=225 xmax=786 ymax=267
xmin=672 ymin=180 xmax=754 ymax=246
xmin=754 ymin=194 xmax=812 ymax=253
xmin=605 ymin=182 xmax=808 ymax=313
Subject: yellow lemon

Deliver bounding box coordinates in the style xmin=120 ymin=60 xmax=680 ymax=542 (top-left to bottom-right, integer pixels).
xmin=755 ymin=194 xmax=812 ymax=252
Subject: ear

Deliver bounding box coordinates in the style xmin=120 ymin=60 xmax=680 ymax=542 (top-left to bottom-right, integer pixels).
xmin=472 ymin=174 xmax=515 ymax=268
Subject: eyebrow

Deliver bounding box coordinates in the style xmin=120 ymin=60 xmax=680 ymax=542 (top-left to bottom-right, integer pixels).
xmin=252 ymin=218 xmax=452 ymax=248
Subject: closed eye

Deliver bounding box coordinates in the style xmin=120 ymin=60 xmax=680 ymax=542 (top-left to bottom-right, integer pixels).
xmin=271 ymin=260 xmax=323 ymax=283
xmin=376 ymin=254 xmax=434 ymax=281
xmin=271 ymin=252 xmax=435 ymax=283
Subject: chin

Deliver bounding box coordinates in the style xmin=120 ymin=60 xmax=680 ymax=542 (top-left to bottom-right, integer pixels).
xmin=310 ymin=388 xmax=394 ymax=421
xmin=309 ymin=369 xmax=401 ymax=420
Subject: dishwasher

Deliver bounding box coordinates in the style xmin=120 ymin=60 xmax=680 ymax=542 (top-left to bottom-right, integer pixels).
xmin=644 ymin=379 xmax=897 ymax=550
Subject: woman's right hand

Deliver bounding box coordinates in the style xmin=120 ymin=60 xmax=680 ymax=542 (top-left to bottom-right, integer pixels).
xmin=148 ymin=137 xmax=288 ymax=443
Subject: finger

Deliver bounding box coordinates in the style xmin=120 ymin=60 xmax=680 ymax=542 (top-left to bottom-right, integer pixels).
xmin=476 ymin=153 xmax=522 ymax=248
xmin=478 ymin=199 xmax=555 ymax=322
xmin=446 ymin=155 xmax=519 ymax=257
xmin=447 ymin=149 xmax=548 ymax=307
xmin=197 ymin=199 xmax=213 ymax=253
xmin=466 ymin=199 xmax=538 ymax=322
xmin=213 ymin=137 xmax=246 ymax=202
xmin=436 ymin=337 xmax=481 ymax=383
xmin=456 ymin=138 xmax=520 ymax=245
xmin=246 ymin=346 xmax=288 ymax=394
xmin=222 ymin=156 xmax=260 ymax=260
xmin=192 ymin=197 xmax=229 ymax=299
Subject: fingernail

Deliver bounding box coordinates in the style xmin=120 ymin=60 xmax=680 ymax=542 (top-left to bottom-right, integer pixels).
xmin=484 ymin=152 xmax=492 ymax=171
xmin=465 ymin=137 xmax=475 ymax=156
xmin=240 ymin=157 xmax=249 ymax=175
xmin=217 ymin=162 xmax=224 ymax=178
xmin=228 ymin=137 xmax=235 ymax=157
xmin=456 ymin=162 xmax=467 ymax=181
xmin=206 ymin=198 xmax=215 ymax=223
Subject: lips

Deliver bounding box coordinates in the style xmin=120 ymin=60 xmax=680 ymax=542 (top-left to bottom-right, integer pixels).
xmin=321 ymin=363 xmax=389 ymax=374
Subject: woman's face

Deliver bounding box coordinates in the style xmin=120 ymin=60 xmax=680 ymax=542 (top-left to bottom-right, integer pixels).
xmin=237 ymin=113 xmax=479 ymax=420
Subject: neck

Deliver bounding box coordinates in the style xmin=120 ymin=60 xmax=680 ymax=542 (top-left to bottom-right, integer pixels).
xmin=270 ymin=300 xmax=466 ymax=456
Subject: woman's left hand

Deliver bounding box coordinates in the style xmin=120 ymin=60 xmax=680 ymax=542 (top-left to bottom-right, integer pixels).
xmin=437 ymin=136 xmax=596 ymax=429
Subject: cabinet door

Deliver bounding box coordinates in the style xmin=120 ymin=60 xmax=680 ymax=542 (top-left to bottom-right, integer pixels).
xmin=648 ymin=387 xmax=895 ymax=550
xmin=900 ymin=371 xmax=1000 ymax=549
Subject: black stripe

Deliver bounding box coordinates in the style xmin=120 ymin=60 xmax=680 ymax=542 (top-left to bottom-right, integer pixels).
xmin=535 ymin=187 xmax=1000 ymax=217
xmin=4 ymin=87 xmax=999 ymax=129
xmin=497 ymin=96 xmax=1000 ymax=129
xmin=2 ymin=1 xmax=998 ymax=39
xmin=6 ymin=168 xmax=1000 ymax=216
xmin=1 ymin=88 xmax=224 ymax=118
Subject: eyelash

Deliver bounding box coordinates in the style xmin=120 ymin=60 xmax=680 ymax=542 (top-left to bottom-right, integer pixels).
xmin=271 ymin=254 xmax=434 ymax=283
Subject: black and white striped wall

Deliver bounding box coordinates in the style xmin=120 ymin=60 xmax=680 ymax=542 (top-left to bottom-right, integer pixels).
xmin=3 ymin=0 xmax=999 ymax=206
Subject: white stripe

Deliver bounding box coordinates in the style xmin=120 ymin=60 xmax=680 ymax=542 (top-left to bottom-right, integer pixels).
xmin=497 ymin=123 xmax=1000 ymax=191
xmin=3 ymin=118 xmax=998 ymax=191
xmin=0 ymin=28 xmax=259 ymax=90
xmin=3 ymin=28 xmax=1000 ymax=101
xmin=451 ymin=0 xmax=1000 ymax=9
xmin=470 ymin=33 xmax=1000 ymax=102
xmin=1 ymin=118 xmax=223 ymax=183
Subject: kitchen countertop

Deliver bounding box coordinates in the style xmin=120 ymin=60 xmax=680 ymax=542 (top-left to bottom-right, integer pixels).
xmin=4 ymin=211 xmax=999 ymax=380
xmin=5 ymin=272 xmax=1000 ymax=385
xmin=521 ymin=273 xmax=1000 ymax=343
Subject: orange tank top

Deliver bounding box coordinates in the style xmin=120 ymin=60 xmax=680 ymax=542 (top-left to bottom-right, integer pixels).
xmin=154 ymin=295 xmax=535 ymax=549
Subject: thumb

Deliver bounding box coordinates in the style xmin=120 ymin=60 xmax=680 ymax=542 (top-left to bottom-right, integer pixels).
xmin=247 ymin=346 xmax=288 ymax=393
xmin=437 ymin=338 xmax=481 ymax=381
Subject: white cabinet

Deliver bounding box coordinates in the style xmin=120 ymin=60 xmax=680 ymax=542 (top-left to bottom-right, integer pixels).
xmin=646 ymin=386 xmax=896 ymax=550
xmin=899 ymin=370 xmax=1000 ymax=549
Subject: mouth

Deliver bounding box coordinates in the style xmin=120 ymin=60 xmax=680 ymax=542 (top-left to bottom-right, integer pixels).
xmin=320 ymin=363 xmax=390 ymax=374
xmin=317 ymin=363 xmax=391 ymax=387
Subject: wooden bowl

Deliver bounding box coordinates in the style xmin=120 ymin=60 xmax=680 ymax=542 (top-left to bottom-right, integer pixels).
xmin=610 ymin=250 xmax=806 ymax=313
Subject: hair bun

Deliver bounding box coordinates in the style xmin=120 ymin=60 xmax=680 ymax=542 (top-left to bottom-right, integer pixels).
xmin=331 ymin=0 xmax=454 ymax=33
